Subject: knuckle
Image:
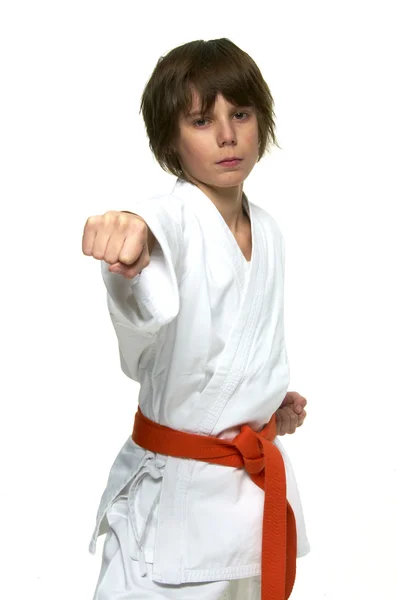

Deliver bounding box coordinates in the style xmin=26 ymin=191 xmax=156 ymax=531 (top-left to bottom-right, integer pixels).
xmin=131 ymin=216 xmax=147 ymax=233
xmin=119 ymin=215 xmax=147 ymax=241
xmin=103 ymin=212 xmax=117 ymax=226
xmin=117 ymin=212 xmax=141 ymax=228
xmin=85 ymin=215 xmax=101 ymax=229
xmin=117 ymin=213 xmax=133 ymax=228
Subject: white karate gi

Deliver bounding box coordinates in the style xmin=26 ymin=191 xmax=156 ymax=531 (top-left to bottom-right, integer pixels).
xmin=89 ymin=178 xmax=310 ymax=598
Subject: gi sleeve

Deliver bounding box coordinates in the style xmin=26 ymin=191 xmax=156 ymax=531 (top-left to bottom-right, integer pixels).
xmin=101 ymin=193 xmax=183 ymax=381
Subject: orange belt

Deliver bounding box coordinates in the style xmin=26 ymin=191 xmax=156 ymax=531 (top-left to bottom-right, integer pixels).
xmin=132 ymin=406 xmax=297 ymax=600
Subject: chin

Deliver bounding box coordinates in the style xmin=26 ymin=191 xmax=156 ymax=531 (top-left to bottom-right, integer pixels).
xmin=203 ymin=177 xmax=244 ymax=190
xmin=187 ymin=168 xmax=248 ymax=189
xmin=215 ymin=172 xmax=247 ymax=186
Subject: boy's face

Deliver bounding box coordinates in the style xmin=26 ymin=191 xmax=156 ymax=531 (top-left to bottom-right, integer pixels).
xmin=174 ymin=90 xmax=259 ymax=188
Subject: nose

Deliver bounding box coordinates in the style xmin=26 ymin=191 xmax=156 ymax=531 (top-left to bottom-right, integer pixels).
xmin=216 ymin=118 xmax=237 ymax=147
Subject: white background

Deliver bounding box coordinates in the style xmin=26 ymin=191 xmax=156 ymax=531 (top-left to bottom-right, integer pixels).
xmin=1 ymin=1 xmax=397 ymax=598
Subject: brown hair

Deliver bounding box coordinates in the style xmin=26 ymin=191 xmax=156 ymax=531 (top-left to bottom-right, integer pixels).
xmin=139 ymin=38 xmax=280 ymax=181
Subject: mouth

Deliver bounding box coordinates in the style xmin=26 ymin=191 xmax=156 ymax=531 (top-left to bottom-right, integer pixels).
xmin=216 ymin=157 xmax=243 ymax=166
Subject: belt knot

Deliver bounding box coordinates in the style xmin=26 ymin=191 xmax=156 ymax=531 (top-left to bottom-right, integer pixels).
xmin=233 ymin=417 xmax=277 ymax=476
xmin=234 ymin=425 xmax=266 ymax=475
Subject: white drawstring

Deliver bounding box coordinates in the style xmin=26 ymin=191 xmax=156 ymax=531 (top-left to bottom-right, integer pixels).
xmin=127 ymin=455 xmax=164 ymax=577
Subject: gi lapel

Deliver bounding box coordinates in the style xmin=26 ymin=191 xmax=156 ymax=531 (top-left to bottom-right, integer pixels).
xmin=174 ymin=178 xmax=251 ymax=293
xmin=173 ymin=179 xmax=267 ymax=435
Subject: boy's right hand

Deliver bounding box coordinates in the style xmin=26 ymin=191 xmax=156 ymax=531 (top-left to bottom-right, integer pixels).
xmin=82 ymin=210 xmax=152 ymax=279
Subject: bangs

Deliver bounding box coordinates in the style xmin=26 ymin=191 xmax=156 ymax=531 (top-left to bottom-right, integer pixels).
xmin=175 ymin=41 xmax=262 ymax=118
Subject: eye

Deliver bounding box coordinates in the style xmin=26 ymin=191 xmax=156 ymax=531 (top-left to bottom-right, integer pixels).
xmin=234 ymin=112 xmax=249 ymax=120
xmin=193 ymin=112 xmax=250 ymax=127
xmin=193 ymin=118 xmax=209 ymax=127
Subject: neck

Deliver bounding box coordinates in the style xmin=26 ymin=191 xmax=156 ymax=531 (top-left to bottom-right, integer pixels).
xmin=188 ymin=177 xmax=247 ymax=233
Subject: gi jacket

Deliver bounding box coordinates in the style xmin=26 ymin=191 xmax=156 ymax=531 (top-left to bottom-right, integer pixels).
xmin=88 ymin=178 xmax=310 ymax=584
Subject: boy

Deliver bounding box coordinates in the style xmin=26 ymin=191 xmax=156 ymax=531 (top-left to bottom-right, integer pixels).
xmin=83 ymin=38 xmax=310 ymax=599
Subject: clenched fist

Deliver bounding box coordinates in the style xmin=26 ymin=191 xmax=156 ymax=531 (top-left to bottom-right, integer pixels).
xmin=82 ymin=210 xmax=156 ymax=279
xmin=276 ymin=391 xmax=307 ymax=436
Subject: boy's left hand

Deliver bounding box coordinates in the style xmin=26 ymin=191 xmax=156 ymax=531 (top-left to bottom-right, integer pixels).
xmin=276 ymin=391 xmax=307 ymax=436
